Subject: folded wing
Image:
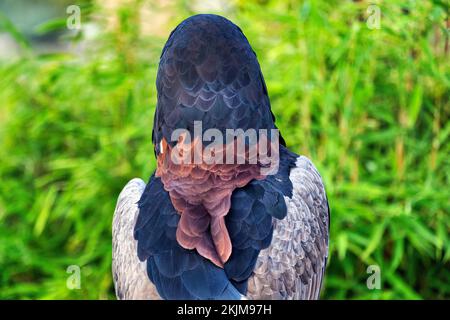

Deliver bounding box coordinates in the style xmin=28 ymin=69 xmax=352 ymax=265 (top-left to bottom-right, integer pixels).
xmin=247 ymin=156 xmax=330 ymax=300
xmin=112 ymin=178 xmax=160 ymax=300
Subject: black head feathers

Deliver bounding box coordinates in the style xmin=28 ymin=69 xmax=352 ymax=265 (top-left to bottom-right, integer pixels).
xmin=152 ymin=14 xmax=285 ymax=154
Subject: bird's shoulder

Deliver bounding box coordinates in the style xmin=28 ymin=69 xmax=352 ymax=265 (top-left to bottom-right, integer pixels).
xmin=247 ymin=154 xmax=330 ymax=299
xmin=112 ymin=178 xmax=161 ymax=300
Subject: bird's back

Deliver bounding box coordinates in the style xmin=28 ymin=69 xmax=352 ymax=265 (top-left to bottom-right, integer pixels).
xmin=113 ymin=148 xmax=329 ymax=299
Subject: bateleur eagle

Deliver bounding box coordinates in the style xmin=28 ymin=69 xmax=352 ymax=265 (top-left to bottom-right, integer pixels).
xmin=112 ymin=14 xmax=330 ymax=300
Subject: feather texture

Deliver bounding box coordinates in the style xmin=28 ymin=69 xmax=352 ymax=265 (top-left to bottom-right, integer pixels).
xmin=112 ymin=14 xmax=330 ymax=300
xmin=247 ymin=156 xmax=329 ymax=299
xmin=152 ymin=14 xmax=284 ymax=155
xmin=112 ymin=178 xmax=160 ymax=299
xmin=134 ymin=174 xmax=243 ymax=300
xmin=113 ymin=150 xmax=329 ymax=300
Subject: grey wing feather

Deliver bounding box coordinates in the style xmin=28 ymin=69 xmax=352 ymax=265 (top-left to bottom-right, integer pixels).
xmin=247 ymin=156 xmax=330 ymax=300
xmin=112 ymin=178 xmax=160 ymax=300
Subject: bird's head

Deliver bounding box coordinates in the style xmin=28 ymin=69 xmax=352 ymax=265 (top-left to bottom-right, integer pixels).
xmin=152 ymin=14 xmax=284 ymax=157
xmin=150 ymin=14 xmax=284 ymax=267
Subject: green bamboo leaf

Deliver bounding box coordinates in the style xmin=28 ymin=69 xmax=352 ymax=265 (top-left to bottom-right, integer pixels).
xmin=0 ymin=11 xmax=30 ymax=51
xmin=34 ymin=18 xmax=68 ymax=35
xmin=389 ymin=235 xmax=404 ymax=272
xmin=336 ymin=233 xmax=348 ymax=260
xmin=362 ymin=220 xmax=387 ymax=261
xmin=33 ymin=187 xmax=57 ymax=237
xmin=406 ymin=85 xmax=423 ymax=128
xmin=385 ymin=272 xmax=422 ymax=300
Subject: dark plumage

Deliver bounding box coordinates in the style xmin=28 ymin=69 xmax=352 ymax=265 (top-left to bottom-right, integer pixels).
xmin=152 ymin=14 xmax=284 ymax=153
xmin=112 ymin=14 xmax=330 ymax=300
xmin=135 ymin=145 xmax=297 ymax=299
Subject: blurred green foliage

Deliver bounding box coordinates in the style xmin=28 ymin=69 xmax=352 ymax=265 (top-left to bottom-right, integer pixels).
xmin=0 ymin=0 xmax=449 ymax=299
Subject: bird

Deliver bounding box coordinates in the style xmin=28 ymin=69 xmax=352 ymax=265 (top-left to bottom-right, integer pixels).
xmin=112 ymin=14 xmax=330 ymax=300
